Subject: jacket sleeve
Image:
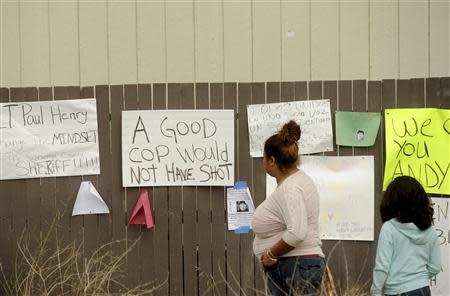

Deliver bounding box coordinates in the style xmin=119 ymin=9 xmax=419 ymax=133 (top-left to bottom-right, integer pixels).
xmin=370 ymin=223 xmax=393 ymax=296
xmin=427 ymin=228 xmax=442 ymax=277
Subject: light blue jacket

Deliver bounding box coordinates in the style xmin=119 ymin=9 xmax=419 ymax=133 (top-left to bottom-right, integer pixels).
xmin=371 ymin=219 xmax=441 ymax=296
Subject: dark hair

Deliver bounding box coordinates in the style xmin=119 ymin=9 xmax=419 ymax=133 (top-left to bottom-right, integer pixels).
xmin=380 ymin=176 xmax=433 ymax=231
xmin=263 ymin=120 xmax=301 ymax=170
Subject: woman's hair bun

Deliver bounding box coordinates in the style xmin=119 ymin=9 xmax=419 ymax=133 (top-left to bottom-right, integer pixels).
xmin=278 ymin=120 xmax=301 ymax=144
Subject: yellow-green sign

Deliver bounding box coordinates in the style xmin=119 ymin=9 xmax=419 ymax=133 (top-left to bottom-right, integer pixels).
xmin=383 ymin=108 xmax=450 ymax=195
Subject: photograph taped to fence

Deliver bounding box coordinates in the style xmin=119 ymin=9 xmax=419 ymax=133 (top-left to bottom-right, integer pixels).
xmin=0 ymin=99 xmax=100 ymax=180
xmin=122 ymin=110 xmax=235 ymax=187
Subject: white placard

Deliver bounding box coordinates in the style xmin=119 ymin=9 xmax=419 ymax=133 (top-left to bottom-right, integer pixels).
xmin=247 ymin=100 xmax=333 ymax=157
xmin=0 ymin=99 xmax=100 ymax=180
xmin=227 ymin=187 xmax=255 ymax=230
xmin=431 ymin=197 xmax=450 ymax=296
xmin=266 ymin=155 xmax=374 ymax=241
xmin=122 ymin=110 xmax=234 ymax=187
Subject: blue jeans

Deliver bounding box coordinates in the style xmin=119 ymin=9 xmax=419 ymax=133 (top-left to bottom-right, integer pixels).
xmin=386 ymin=286 xmax=431 ymax=296
xmin=263 ymin=255 xmax=325 ymax=296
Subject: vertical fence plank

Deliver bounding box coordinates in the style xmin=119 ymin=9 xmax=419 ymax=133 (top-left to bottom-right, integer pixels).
xmin=324 ymin=80 xmax=338 ymax=158
xmin=95 ymin=85 xmax=113 ymax=247
xmin=441 ymin=78 xmax=450 ymax=109
xmin=152 ymin=84 xmax=169 ymax=295
xmin=136 ymin=84 xmax=155 ymax=287
xmin=167 ymin=83 xmax=185 ymax=296
xmin=295 ymin=81 xmax=308 ymax=100
xmin=123 ymin=84 xmax=141 ymax=289
xmin=250 ymin=82 xmax=266 ymax=294
xmin=0 ymin=88 xmax=12 ymax=285
xmin=397 ymin=79 xmax=425 ymax=108
xmin=224 ymin=82 xmax=240 ymax=295
xmin=9 ymin=88 xmax=29 ymax=268
xmin=210 ymin=83 xmax=227 ymax=296
xmin=80 ymin=86 xmax=99 ymax=262
xmin=336 ymin=80 xmax=355 ymax=290
xmin=21 ymin=88 xmax=41 ymax=252
xmin=309 ymin=81 xmax=322 ymax=100
xmin=37 ymin=87 xmax=56 ymax=245
xmin=280 ymin=81 xmax=294 ymax=103
xmin=180 ymin=84 xmax=197 ymax=296
xmin=368 ymin=81 xmax=384 ymax=283
xmin=237 ymin=82 xmax=254 ymax=295
xmin=352 ymin=80 xmax=374 ymax=286
xmin=321 ymin=81 xmax=339 ymax=271
xmin=196 ymin=83 xmax=211 ymax=295
xmin=109 ymin=85 xmax=127 ymax=292
xmin=426 ymin=78 xmax=442 ymax=108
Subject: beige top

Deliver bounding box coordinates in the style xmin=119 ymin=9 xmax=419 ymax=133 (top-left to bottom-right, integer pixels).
xmin=252 ymin=169 xmax=324 ymax=258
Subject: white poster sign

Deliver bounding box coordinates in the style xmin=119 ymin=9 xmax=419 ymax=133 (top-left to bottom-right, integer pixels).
xmin=266 ymin=156 xmax=374 ymax=241
xmin=431 ymin=197 xmax=450 ymax=296
xmin=122 ymin=110 xmax=234 ymax=187
xmin=247 ymin=100 xmax=333 ymax=157
xmin=227 ymin=186 xmax=255 ymax=230
xmin=0 ymin=99 xmax=100 ymax=180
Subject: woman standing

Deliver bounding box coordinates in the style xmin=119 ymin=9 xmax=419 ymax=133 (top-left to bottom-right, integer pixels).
xmin=252 ymin=120 xmax=325 ymax=296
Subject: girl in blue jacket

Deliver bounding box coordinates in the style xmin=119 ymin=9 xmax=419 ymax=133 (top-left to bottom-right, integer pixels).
xmin=371 ymin=176 xmax=441 ymax=296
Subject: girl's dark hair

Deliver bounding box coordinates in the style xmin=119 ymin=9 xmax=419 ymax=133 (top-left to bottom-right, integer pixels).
xmin=264 ymin=120 xmax=301 ymax=170
xmin=380 ymin=176 xmax=433 ymax=231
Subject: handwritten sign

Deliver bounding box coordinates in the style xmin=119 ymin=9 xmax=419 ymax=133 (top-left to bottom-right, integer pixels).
xmin=383 ymin=108 xmax=450 ymax=195
xmin=122 ymin=110 xmax=234 ymax=187
xmin=266 ymin=155 xmax=374 ymax=241
xmin=247 ymin=100 xmax=333 ymax=157
xmin=0 ymin=99 xmax=100 ymax=180
xmin=431 ymin=197 xmax=450 ymax=296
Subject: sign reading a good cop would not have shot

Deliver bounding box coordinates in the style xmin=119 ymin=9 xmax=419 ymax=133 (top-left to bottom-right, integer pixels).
xmin=122 ymin=110 xmax=234 ymax=187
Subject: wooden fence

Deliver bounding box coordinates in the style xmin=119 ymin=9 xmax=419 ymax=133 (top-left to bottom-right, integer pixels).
xmin=0 ymin=78 xmax=449 ymax=295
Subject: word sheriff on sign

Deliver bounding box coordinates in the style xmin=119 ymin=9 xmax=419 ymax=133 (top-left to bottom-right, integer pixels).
xmin=383 ymin=108 xmax=450 ymax=195
xmin=0 ymin=99 xmax=100 ymax=180
xmin=121 ymin=110 xmax=235 ymax=187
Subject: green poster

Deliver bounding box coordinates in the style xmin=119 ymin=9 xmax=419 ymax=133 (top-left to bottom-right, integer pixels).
xmin=335 ymin=111 xmax=381 ymax=147
xmin=383 ymin=108 xmax=450 ymax=195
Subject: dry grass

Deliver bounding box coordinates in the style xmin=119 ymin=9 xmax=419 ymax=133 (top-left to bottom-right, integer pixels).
xmin=0 ymin=212 xmax=371 ymax=296
xmin=0 ymin=212 xmax=164 ymax=296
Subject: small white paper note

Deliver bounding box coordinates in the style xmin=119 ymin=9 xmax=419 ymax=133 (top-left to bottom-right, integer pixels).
xmin=72 ymin=181 xmax=110 ymax=216
xmin=227 ymin=187 xmax=255 ymax=230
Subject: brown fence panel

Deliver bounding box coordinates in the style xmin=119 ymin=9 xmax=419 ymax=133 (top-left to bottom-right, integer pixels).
xmin=1 ymin=77 xmax=449 ymax=295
